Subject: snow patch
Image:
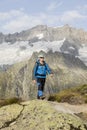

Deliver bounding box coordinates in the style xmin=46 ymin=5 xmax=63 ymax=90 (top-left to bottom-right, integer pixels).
xmin=63 ymin=51 xmax=69 ymax=54
xmin=69 ymin=46 xmax=75 ymax=50
xmin=53 ymin=25 xmax=64 ymax=28
xmin=78 ymin=45 xmax=87 ymax=65
xmin=36 ymin=33 xmax=44 ymax=39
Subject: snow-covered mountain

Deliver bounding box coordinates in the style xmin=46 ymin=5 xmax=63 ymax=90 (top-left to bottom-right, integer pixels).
xmin=0 ymin=24 xmax=87 ymax=65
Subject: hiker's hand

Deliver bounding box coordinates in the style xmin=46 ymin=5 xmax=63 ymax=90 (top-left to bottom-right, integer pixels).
xmin=50 ymin=74 xmax=53 ymax=77
xmin=33 ymin=80 xmax=36 ymax=84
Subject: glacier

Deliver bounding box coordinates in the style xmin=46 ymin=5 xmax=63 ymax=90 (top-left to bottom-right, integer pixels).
xmin=0 ymin=39 xmax=65 ymax=65
xmin=0 ymin=38 xmax=87 ymax=66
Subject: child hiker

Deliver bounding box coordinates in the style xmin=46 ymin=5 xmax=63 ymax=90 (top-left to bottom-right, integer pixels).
xmin=32 ymin=54 xmax=53 ymax=99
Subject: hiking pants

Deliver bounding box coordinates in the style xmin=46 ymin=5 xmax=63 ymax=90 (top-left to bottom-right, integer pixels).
xmin=36 ymin=78 xmax=46 ymax=98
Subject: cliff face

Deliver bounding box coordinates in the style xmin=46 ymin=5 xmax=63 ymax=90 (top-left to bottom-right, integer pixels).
xmin=0 ymin=51 xmax=87 ymax=100
xmin=0 ymin=100 xmax=87 ymax=130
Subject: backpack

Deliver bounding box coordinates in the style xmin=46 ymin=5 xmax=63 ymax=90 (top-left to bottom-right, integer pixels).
xmin=35 ymin=60 xmax=47 ymax=73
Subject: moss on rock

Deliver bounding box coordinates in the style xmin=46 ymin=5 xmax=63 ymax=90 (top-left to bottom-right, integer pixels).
xmin=1 ymin=100 xmax=86 ymax=130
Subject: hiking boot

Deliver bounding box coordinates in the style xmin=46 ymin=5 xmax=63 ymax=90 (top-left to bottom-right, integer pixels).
xmin=37 ymin=95 xmax=40 ymax=99
xmin=39 ymin=95 xmax=45 ymax=100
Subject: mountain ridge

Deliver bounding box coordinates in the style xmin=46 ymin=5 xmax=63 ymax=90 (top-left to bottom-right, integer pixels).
xmin=0 ymin=24 xmax=87 ymax=44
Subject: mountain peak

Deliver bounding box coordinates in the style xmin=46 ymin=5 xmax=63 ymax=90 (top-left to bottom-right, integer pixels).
xmin=62 ymin=24 xmax=71 ymax=29
xmin=32 ymin=24 xmax=47 ymax=29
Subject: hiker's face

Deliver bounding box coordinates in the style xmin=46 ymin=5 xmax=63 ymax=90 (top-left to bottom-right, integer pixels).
xmin=39 ymin=57 xmax=44 ymax=62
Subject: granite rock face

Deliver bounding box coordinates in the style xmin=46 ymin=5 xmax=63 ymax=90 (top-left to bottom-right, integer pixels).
xmin=0 ymin=100 xmax=87 ymax=130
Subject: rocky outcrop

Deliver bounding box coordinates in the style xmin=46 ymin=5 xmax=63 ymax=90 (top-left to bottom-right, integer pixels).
xmin=0 ymin=104 xmax=23 ymax=129
xmin=0 ymin=100 xmax=87 ymax=130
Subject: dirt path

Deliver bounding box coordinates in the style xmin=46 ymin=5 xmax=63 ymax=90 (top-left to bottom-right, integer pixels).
xmin=49 ymin=101 xmax=87 ymax=114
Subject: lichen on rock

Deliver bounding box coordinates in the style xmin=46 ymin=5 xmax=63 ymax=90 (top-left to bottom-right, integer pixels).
xmin=0 ymin=100 xmax=87 ymax=130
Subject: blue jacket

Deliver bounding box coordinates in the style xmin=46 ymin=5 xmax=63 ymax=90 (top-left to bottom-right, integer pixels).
xmin=32 ymin=60 xmax=52 ymax=80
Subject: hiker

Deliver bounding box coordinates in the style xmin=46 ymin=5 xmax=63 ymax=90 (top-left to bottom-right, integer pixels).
xmin=32 ymin=54 xmax=53 ymax=99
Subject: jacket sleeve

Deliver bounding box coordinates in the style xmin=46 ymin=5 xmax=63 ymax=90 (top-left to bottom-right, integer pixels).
xmin=32 ymin=63 xmax=37 ymax=80
xmin=45 ymin=63 xmax=53 ymax=75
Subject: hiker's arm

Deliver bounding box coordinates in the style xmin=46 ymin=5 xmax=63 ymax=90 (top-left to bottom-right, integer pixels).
xmin=32 ymin=63 xmax=37 ymax=80
xmin=46 ymin=64 xmax=53 ymax=75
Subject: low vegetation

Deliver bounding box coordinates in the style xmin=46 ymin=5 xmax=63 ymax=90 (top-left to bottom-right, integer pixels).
xmin=48 ymin=84 xmax=87 ymax=104
xmin=0 ymin=97 xmax=22 ymax=107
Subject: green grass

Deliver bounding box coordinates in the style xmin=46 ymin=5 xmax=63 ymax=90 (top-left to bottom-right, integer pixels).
xmin=48 ymin=84 xmax=87 ymax=104
xmin=0 ymin=97 xmax=22 ymax=107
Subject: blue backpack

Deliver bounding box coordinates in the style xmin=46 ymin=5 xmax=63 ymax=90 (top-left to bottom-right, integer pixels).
xmin=35 ymin=60 xmax=47 ymax=76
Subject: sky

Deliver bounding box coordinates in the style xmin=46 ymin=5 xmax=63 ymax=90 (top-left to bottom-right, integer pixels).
xmin=0 ymin=0 xmax=87 ymax=34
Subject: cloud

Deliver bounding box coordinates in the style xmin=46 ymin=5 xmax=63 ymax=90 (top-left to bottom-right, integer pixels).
xmin=0 ymin=8 xmax=87 ymax=33
xmin=0 ymin=9 xmax=24 ymax=21
xmin=1 ymin=9 xmax=43 ymax=33
xmin=77 ymin=5 xmax=87 ymax=10
xmin=47 ymin=1 xmax=63 ymax=11
xmin=61 ymin=10 xmax=87 ymax=23
xmin=76 ymin=4 xmax=87 ymax=16
xmin=3 ymin=15 xmax=42 ymax=33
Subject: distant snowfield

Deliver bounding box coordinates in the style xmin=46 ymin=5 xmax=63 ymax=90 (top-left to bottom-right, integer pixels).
xmin=78 ymin=45 xmax=87 ymax=65
xmin=0 ymin=38 xmax=87 ymax=66
xmin=0 ymin=39 xmax=65 ymax=65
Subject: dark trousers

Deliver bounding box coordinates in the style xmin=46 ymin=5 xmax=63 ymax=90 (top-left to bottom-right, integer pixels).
xmin=36 ymin=78 xmax=46 ymax=98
